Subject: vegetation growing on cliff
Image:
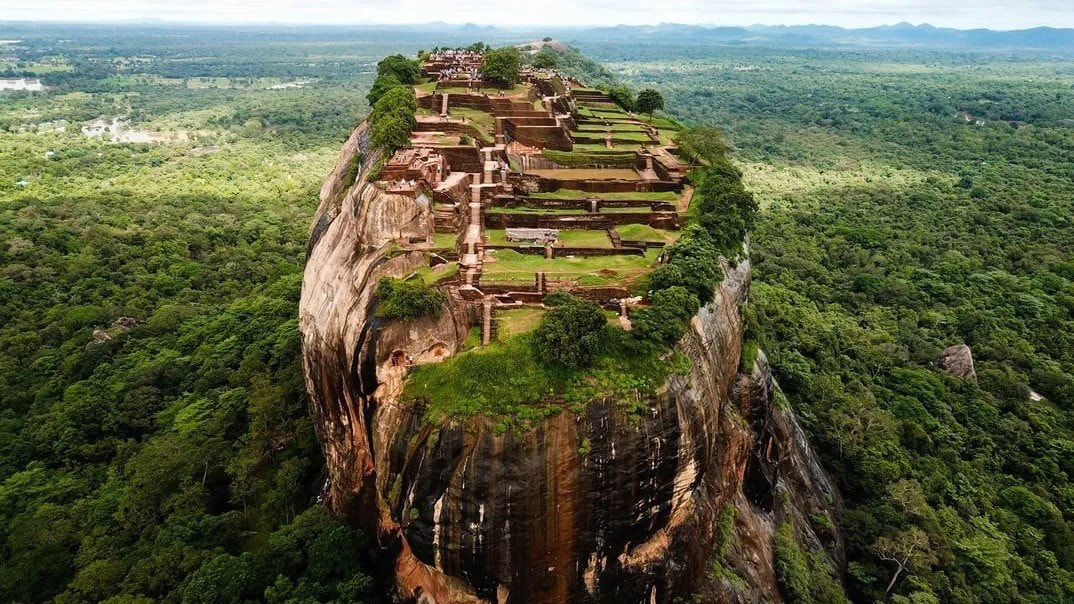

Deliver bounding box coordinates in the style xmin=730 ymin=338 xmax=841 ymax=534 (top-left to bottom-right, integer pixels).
xmin=375 ymin=276 xmax=447 ymax=320
xmin=532 ymin=294 xmax=607 ymax=368
xmin=366 ymin=54 xmax=422 ymax=106
xmin=369 ymin=86 xmax=417 ymax=152
xmin=608 ymin=43 xmax=1074 ymax=602
xmin=403 ymin=329 xmax=687 ymax=430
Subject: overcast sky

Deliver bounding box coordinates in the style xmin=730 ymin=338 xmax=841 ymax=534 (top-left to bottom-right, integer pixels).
xmin=2 ymin=0 xmax=1072 ymax=30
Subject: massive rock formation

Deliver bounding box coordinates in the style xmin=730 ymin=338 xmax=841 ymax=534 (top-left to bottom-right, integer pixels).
xmin=300 ymin=123 xmax=844 ymax=603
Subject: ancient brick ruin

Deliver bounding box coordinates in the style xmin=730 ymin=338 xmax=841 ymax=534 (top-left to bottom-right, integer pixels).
xmin=369 ymin=49 xmax=693 ymax=341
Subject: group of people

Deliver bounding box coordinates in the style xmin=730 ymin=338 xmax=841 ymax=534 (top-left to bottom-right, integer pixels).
xmin=436 ymin=66 xmax=481 ymax=83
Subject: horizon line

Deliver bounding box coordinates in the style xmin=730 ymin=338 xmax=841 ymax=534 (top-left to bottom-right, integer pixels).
xmin=0 ymin=19 xmax=1070 ymax=33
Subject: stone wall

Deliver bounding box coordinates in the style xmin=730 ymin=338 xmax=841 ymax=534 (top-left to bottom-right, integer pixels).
xmin=503 ymin=122 xmax=573 ymax=152
xmin=438 ymin=146 xmax=484 ymax=174
xmin=508 ymin=172 xmax=683 ymax=194
xmin=485 ymin=212 xmax=680 ymax=230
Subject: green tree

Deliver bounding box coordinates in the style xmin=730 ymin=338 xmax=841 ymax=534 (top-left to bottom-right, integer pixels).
xmin=369 ymin=86 xmax=417 ymax=152
xmin=675 ymin=125 xmax=730 ymax=164
xmin=635 ymin=88 xmax=665 ymax=120
xmin=533 ymin=49 xmax=558 ymax=69
xmin=376 ymin=54 xmax=421 ymax=84
xmin=532 ymin=296 xmax=606 ymax=368
xmin=180 ymin=553 xmax=255 ymax=604
xmin=482 ymin=47 xmax=522 ymax=88
xmin=366 ymin=73 xmax=402 ymax=107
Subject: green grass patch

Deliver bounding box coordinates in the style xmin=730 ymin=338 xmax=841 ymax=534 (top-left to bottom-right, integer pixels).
xmin=599 ymin=205 xmax=654 ymax=214
xmin=649 ymin=116 xmax=683 ymax=131
xmin=542 ymin=149 xmax=637 ymax=168
xmin=482 ymin=248 xmax=661 ymax=285
xmin=575 ymin=123 xmax=649 ymax=132
xmin=461 ymin=326 xmax=482 ymax=352
xmin=616 ymin=224 xmax=679 ymax=243
xmin=496 ymin=307 xmax=545 ymax=338
xmin=448 ymin=107 xmax=496 ymax=137
xmin=412 ymin=263 xmax=459 ymax=285
xmin=555 ymin=230 xmax=614 ymax=248
xmin=402 ymin=329 xmax=687 ymax=429
xmin=574 ymin=142 xmax=644 ymax=152
xmin=432 ymin=232 xmax=457 ymax=249
xmin=608 ymin=131 xmax=655 ymax=143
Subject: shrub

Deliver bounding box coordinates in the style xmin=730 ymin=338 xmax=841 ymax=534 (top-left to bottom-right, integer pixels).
xmin=532 ymin=295 xmax=606 ymax=368
xmin=741 ymin=339 xmax=760 ymax=373
xmin=375 ymin=277 xmax=446 ymax=320
xmin=773 ymin=524 xmax=813 ymax=604
xmin=541 ymin=291 xmax=574 ymax=307
xmin=648 ymin=226 xmax=722 ymax=302
xmin=630 ymin=286 xmax=699 ymax=347
xmin=607 ymin=84 xmax=636 ymax=112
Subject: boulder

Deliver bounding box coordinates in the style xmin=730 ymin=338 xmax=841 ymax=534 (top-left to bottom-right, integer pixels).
xmin=938 ymin=344 xmax=976 ymax=380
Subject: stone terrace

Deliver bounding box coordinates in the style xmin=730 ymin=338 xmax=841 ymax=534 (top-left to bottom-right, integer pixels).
xmin=369 ymin=48 xmax=694 ymax=346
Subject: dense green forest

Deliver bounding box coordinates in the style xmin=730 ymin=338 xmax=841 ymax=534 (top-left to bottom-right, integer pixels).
xmin=2 ymin=26 xmax=1073 ymax=603
xmin=586 ymin=43 xmax=1074 ymax=602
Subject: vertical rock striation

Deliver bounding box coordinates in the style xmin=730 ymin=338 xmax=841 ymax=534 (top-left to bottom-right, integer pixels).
xmin=300 ymin=122 xmax=844 ymax=603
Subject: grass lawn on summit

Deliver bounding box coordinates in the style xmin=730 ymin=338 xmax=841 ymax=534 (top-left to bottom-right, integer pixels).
xmin=481 ymin=248 xmax=661 ymax=285
xmin=496 ymin=307 xmax=546 ymax=339
xmin=554 ymin=230 xmax=614 ymax=248
xmin=616 ymin=224 xmax=679 ymax=243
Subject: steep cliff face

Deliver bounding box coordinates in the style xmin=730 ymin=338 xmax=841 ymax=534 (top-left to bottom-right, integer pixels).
xmin=300 ymin=123 xmax=844 ymax=603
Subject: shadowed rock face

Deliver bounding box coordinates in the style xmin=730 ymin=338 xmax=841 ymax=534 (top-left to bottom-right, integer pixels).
xmin=937 ymin=344 xmax=977 ymax=380
xmin=300 ymin=122 xmax=844 ymax=603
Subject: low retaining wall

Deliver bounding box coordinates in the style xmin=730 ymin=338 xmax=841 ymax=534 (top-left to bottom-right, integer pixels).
xmin=492 ymin=197 xmax=673 ymax=212
xmin=484 ymin=244 xmax=645 ymax=258
xmin=503 ymin=122 xmax=573 ymax=152
xmin=439 ymin=146 xmax=483 ymax=174
xmin=508 ymin=173 xmax=683 ymax=194
xmin=413 ymin=121 xmax=492 ymax=145
xmin=619 ymin=239 xmax=668 ymax=249
xmin=486 ymin=212 xmax=678 ymax=230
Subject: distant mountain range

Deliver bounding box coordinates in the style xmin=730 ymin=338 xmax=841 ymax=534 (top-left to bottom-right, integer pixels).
xmin=293 ymin=20 xmax=1074 ymax=51
xmin=1 ymin=20 xmax=1071 ymax=52
xmin=568 ymin=22 xmax=1074 ymax=51
xmin=347 ymin=21 xmax=1074 ymax=52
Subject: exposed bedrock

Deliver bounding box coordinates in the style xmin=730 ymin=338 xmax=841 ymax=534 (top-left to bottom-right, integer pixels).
xmin=300 ymin=123 xmax=844 ymax=603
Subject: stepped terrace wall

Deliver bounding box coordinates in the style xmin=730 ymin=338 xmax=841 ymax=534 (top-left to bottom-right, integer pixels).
xmin=484 ymin=244 xmax=646 ymax=258
xmin=413 ymin=121 xmax=492 ymax=145
xmin=438 ymin=146 xmax=484 ymax=174
xmin=508 ymin=172 xmax=683 ymax=194
xmin=494 ymin=196 xmax=675 ymax=212
xmin=485 ymin=212 xmax=680 ymax=230
xmin=503 ymin=122 xmax=573 ymax=151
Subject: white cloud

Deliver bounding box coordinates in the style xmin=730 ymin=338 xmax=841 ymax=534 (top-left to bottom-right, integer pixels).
xmin=1 ymin=0 xmax=1072 ymax=29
